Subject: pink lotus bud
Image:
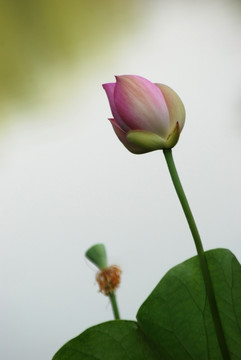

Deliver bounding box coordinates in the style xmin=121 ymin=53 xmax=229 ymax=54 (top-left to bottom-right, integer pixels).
xmin=103 ymin=75 xmax=185 ymax=153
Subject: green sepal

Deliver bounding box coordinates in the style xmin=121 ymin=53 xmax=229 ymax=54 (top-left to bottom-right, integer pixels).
xmin=127 ymin=123 xmax=180 ymax=151
xmin=127 ymin=131 xmax=166 ymax=151
xmin=85 ymin=243 xmax=108 ymax=269
xmin=165 ymin=122 xmax=180 ymax=148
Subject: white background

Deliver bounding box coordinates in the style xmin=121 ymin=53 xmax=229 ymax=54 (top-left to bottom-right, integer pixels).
xmin=1 ymin=1 xmax=241 ymax=359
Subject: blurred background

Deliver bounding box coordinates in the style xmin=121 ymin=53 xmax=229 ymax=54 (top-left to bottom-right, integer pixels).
xmin=1 ymin=0 xmax=241 ymax=359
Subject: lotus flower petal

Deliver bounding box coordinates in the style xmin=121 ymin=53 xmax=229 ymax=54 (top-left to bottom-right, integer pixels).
xmin=155 ymin=83 xmax=185 ymax=131
xmin=114 ymin=75 xmax=170 ymax=137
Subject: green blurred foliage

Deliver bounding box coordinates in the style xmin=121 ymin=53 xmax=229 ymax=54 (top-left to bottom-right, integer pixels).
xmin=0 ymin=0 xmax=139 ymax=112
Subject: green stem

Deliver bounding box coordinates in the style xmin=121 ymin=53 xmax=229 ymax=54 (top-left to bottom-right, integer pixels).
xmin=109 ymin=292 xmax=120 ymax=320
xmin=163 ymin=148 xmax=230 ymax=360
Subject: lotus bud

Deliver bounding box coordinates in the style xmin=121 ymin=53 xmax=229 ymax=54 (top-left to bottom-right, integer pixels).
xmin=103 ymin=75 xmax=185 ymax=153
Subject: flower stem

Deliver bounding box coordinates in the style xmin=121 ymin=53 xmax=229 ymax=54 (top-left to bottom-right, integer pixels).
xmin=163 ymin=148 xmax=230 ymax=360
xmin=109 ymin=292 xmax=120 ymax=320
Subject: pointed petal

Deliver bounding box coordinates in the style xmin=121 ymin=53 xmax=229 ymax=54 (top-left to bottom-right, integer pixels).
xmin=102 ymin=83 xmax=129 ymax=132
xmin=155 ymin=84 xmax=185 ymax=131
xmin=114 ymin=75 xmax=170 ymax=137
